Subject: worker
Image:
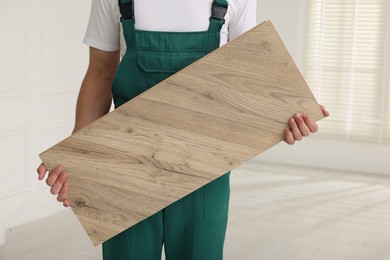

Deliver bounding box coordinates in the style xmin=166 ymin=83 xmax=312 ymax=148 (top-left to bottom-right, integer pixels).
xmin=37 ymin=0 xmax=330 ymax=259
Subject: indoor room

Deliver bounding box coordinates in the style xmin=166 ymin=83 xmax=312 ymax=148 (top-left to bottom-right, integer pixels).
xmin=1 ymin=0 xmax=389 ymax=259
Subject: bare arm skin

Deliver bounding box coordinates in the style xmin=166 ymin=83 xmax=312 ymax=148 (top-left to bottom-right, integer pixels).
xmin=37 ymin=47 xmax=120 ymax=207
xmin=73 ymin=47 xmax=120 ymax=133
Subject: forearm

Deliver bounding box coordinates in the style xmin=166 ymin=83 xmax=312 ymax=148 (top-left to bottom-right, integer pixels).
xmin=72 ymin=71 xmax=113 ymax=133
xmin=72 ymin=48 xmax=120 ymax=134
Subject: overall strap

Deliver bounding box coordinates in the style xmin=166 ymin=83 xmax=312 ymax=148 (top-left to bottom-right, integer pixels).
xmin=118 ymin=0 xmax=134 ymax=21
xmin=208 ymin=0 xmax=228 ymax=33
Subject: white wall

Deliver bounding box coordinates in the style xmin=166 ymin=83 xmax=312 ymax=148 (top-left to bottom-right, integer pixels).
xmin=0 ymin=0 xmax=91 ymax=238
xmin=255 ymin=0 xmax=390 ymax=175
xmin=0 ymin=225 xmax=4 ymax=246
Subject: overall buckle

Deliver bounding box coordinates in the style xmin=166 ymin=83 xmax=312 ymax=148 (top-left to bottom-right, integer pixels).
xmin=211 ymin=0 xmax=228 ymax=24
xmin=119 ymin=1 xmax=134 ymax=21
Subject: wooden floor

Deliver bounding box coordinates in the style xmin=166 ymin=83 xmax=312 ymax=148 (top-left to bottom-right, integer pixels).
xmin=1 ymin=162 xmax=390 ymax=260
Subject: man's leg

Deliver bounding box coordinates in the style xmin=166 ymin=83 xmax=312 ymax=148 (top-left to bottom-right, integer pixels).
xmin=163 ymin=172 xmax=230 ymax=260
xmin=102 ymin=210 xmax=164 ymax=260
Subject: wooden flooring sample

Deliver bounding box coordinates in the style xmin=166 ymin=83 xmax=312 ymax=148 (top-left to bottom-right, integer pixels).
xmin=40 ymin=21 xmax=324 ymax=246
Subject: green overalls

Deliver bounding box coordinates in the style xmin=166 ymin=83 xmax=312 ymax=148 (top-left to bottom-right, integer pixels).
xmin=103 ymin=1 xmax=231 ymax=259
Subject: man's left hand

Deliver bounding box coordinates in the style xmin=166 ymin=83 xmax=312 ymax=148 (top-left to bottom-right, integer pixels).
xmin=284 ymin=105 xmax=329 ymax=145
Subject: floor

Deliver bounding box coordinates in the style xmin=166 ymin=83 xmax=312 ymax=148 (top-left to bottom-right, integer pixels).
xmin=1 ymin=162 xmax=390 ymax=260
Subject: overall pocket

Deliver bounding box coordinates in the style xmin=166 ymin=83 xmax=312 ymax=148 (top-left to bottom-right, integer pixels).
xmin=203 ymin=172 xmax=231 ymax=226
xmin=137 ymin=49 xmax=206 ymax=92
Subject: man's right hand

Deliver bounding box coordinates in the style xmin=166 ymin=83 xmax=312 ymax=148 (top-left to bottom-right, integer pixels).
xmin=37 ymin=163 xmax=70 ymax=207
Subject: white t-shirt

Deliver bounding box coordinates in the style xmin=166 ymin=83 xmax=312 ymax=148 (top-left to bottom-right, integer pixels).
xmin=83 ymin=0 xmax=257 ymax=55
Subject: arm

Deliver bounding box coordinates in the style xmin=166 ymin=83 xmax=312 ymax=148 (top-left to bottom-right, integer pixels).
xmin=73 ymin=47 xmax=120 ymax=132
xmin=37 ymin=47 xmax=120 ymax=207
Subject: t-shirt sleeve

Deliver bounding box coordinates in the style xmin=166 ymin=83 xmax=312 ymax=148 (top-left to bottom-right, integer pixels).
xmin=228 ymin=0 xmax=257 ymax=41
xmin=83 ymin=0 xmax=120 ymax=51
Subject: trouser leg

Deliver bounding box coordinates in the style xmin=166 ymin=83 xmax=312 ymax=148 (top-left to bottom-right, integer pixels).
xmin=163 ymin=172 xmax=230 ymax=260
xmin=102 ymin=210 xmax=163 ymax=260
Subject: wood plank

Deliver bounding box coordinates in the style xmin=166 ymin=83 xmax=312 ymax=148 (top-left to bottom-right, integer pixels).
xmin=40 ymin=21 xmax=325 ymax=246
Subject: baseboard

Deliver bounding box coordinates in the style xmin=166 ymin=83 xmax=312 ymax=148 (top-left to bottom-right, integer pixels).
xmin=0 ymin=225 xmax=5 ymax=246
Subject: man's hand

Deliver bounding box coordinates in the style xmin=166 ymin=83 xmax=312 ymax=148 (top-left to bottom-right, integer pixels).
xmin=37 ymin=163 xmax=70 ymax=207
xmin=284 ymin=105 xmax=329 ymax=145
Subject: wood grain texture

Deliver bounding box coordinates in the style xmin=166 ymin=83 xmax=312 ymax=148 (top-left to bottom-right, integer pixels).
xmin=40 ymin=21 xmax=324 ymax=246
